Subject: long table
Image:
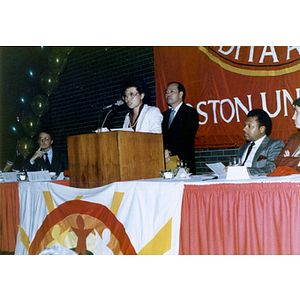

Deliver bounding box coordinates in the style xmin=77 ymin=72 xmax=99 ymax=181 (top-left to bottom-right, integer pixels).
xmin=2 ymin=174 xmax=300 ymax=254
xmin=15 ymin=179 xmax=184 ymax=255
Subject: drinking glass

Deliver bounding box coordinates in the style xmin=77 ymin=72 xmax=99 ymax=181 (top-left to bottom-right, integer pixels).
xmin=229 ymin=157 xmax=241 ymax=166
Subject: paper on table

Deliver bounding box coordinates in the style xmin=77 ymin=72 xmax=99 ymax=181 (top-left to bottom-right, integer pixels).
xmin=226 ymin=166 xmax=250 ymax=180
xmin=2 ymin=172 xmax=18 ymax=182
xmin=93 ymin=127 xmax=109 ymax=133
xmin=110 ymin=128 xmax=134 ymax=132
xmin=93 ymin=127 xmax=134 ymax=133
xmin=205 ymin=162 xmax=227 ymax=176
xmin=57 ymin=172 xmax=65 ymax=180
xmin=27 ymin=171 xmax=52 ymax=182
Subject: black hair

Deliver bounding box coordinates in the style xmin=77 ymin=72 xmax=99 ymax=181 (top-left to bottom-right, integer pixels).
xmin=247 ymin=109 xmax=272 ymax=136
xmin=293 ymin=97 xmax=300 ymax=108
xmin=120 ymin=77 xmax=150 ymax=104
xmin=38 ymin=128 xmax=54 ymax=141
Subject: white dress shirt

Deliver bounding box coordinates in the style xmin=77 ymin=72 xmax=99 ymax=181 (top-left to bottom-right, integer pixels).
xmin=170 ymin=101 xmax=183 ymax=117
xmin=242 ymin=135 xmax=266 ymax=167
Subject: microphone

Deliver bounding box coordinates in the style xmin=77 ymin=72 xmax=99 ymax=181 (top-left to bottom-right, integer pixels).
xmin=102 ymin=99 xmax=124 ymax=110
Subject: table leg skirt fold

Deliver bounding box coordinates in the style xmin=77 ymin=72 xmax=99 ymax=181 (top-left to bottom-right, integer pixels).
xmin=179 ymin=183 xmax=300 ymax=255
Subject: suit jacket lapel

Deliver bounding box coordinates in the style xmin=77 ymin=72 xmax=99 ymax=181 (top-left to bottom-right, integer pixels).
xmin=52 ymin=150 xmax=59 ymax=170
xmin=165 ymin=108 xmax=172 ymax=130
xmin=253 ymin=136 xmax=269 ymax=163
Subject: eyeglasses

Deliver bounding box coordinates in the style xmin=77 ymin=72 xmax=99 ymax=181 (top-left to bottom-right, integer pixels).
xmin=122 ymin=91 xmax=139 ymax=101
xmin=39 ymin=137 xmax=50 ymax=142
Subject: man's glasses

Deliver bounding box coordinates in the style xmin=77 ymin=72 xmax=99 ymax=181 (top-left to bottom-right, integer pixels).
xmin=39 ymin=137 xmax=50 ymax=142
xmin=122 ymin=91 xmax=139 ymax=101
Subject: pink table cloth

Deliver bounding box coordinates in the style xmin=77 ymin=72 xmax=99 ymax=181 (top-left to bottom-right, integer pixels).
xmin=179 ymin=182 xmax=300 ymax=255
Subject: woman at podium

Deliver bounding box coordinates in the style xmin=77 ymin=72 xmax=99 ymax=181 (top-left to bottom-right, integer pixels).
xmin=121 ymin=78 xmax=163 ymax=133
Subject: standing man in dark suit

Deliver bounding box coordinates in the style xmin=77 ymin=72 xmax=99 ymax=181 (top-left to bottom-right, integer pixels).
xmin=162 ymin=82 xmax=199 ymax=174
xmin=25 ymin=129 xmax=68 ymax=175
xmin=237 ymin=109 xmax=285 ymax=175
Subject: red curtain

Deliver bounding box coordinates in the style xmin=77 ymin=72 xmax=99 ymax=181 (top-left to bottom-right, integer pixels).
xmin=179 ymin=182 xmax=300 ymax=255
xmin=154 ymin=46 xmax=300 ymax=148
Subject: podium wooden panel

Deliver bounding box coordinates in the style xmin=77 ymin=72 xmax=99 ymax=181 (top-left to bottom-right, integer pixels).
xmin=67 ymin=131 xmax=165 ymax=188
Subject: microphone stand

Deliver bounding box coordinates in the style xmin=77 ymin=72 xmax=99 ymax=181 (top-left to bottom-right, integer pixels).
xmin=98 ymin=108 xmax=113 ymax=132
xmin=96 ymin=100 xmax=124 ymax=132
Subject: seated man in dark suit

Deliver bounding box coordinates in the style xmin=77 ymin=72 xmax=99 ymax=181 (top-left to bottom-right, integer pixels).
xmin=162 ymin=82 xmax=199 ymax=174
xmin=237 ymin=109 xmax=285 ymax=175
xmin=25 ymin=129 xmax=68 ymax=175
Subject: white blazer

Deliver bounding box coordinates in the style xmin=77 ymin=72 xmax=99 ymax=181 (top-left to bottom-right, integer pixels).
xmin=123 ymin=104 xmax=163 ymax=133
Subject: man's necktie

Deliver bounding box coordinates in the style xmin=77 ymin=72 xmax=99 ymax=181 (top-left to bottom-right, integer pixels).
xmin=44 ymin=153 xmax=51 ymax=169
xmin=168 ymin=109 xmax=176 ymax=128
xmin=241 ymin=142 xmax=255 ymax=166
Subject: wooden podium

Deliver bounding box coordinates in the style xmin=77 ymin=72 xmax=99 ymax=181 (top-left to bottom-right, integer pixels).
xmin=67 ymin=131 xmax=165 ymax=188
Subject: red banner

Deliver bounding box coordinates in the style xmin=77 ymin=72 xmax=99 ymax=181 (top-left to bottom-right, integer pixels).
xmin=154 ymin=46 xmax=300 ymax=148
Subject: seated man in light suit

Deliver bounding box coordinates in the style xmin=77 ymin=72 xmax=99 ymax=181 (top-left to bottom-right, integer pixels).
xmin=237 ymin=109 xmax=285 ymax=175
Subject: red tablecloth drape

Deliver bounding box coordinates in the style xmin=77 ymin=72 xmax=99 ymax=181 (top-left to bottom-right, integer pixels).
xmin=0 ymin=182 xmax=20 ymax=252
xmin=179 ymin=182 xmax=300 ymax=255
